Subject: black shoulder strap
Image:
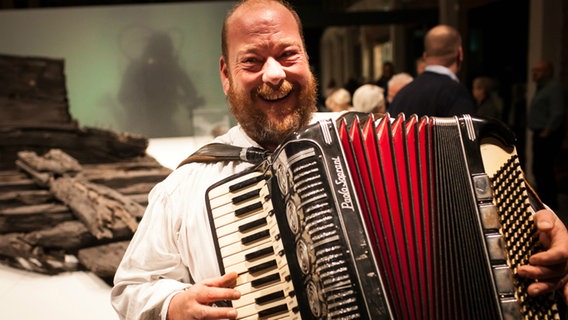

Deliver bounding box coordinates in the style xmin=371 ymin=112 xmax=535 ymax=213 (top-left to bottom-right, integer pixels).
xmin=177 ymin=143 xmax=269 ymax=168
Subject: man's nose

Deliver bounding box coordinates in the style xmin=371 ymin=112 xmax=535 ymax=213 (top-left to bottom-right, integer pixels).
xmin=262 ymin=57 xmax=285 ymax=85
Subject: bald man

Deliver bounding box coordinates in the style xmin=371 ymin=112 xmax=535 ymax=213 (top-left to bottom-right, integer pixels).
xmin=388 ymin=24 xmax=475 ymax=117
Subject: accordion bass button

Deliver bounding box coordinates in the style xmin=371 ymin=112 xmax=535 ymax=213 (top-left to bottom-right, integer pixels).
xmin=499 ymin=297 xmax=521 ymax=320
xmin=479 ymin=204 xmax=500 ymax=230
xmin=486 ymin=233 xmax=506 ymax=261
xmin=473 ymin=174 xmax=494 ymax=201
xmin=492 ymin=265 xmax=515 ymax=296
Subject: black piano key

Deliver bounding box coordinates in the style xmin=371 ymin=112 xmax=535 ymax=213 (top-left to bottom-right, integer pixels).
xmin=248 ymin=259 xmax=277 ymax=274
xmin=241 ymin=229 xmax=270 ymax=245
xmin=238 ymin=217 xmax=267 ymax=233
xmin=245 ymin=246 xmax=274 ymax=261
xmin=232 ymin=189 xmax=260 ymax=205
xmin=255 ymin=290 xmax=285 ymax=304
xmin=257 ymin=303 xmax=289 ymax=318
xmin=229 ymin=174 xmax=265 ymax=192
xmin=251 ymin=272 xmax=281 ymax=288
xmin=235 ymin=202 xmax=263 ymax=216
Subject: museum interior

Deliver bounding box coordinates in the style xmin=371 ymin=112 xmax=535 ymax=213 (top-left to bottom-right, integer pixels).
xmin=0 ymin=0 xmax=566 ymax=319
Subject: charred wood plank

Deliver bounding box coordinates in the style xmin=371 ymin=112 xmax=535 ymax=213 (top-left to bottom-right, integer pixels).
xmin=0 ymin=203 xmax=73 ymax=233
xmin=50 ymin=177 xmax=141 ymax=239
xmin=81 ymin=155 xmax=163 ymax=171
xmin=16 ymin=149 xmax=82 ymax=186
xmin=18 ymin=149 xmax=82 ymax=175
xmin=0 ymin=219 xmax=135 ymax=275
xmin=78 ymin=241 xmax=130 ymax=280
xmin=0 ymin=126 xmax=148 ymax=170
xmin=0 ymin=232 xmax=79 ymax=274
xmin=114 ymin=182 xmax=157 ymax=196
xmin=86 ymin=169 xmax=169 ymax=189
xmin=22 ymin=220 xmax=134 ymax=251
xmin=0 ymin=189 xmax=53 ymax=206
xmin=0 ymin=98 xmax=74 ymax=128
xmin=127 ymin=193 xmax=150 ymax=208
xmin=0 ymin=174 xmax=38 ymax=192
xmin=0 ymin=232 xmax=78 ymax=274
xmin=0 ymin=219 xmax=135 ymax=255
xmin=0 ymin=54 xmax=69 ymax=104
xmin=23 ymin=220 xmax=92 ymax=250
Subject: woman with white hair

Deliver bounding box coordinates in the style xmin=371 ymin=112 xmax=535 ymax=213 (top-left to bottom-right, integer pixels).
xmin=352 ymin=84 xmax=385 ymax=114
xmin=325 ymin=87 xmax=353 ymax=112
xmin=387 ymin=72 xmax=414 ymax=104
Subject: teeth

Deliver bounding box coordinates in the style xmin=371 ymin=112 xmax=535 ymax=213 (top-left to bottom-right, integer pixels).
xmin=257 ymin=82 xmax=293 ymax=101
xmin=262 ymin=91 xmax=289 ymax=101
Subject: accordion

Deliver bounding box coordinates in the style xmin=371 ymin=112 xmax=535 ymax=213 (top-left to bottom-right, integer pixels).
xmin=205 ymin=112 xmax=563 ymax=320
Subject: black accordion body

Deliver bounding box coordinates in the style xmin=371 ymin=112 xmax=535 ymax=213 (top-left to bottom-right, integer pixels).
xmin=205 ymin=112 xmax=563 ymax=319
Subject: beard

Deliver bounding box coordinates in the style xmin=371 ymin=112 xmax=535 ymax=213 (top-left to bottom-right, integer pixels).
xmin=227 ymin=76 xmax=318 ymax=150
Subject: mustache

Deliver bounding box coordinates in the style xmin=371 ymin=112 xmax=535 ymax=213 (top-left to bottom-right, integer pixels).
xmin=256 ymin=81 xmax=293 ymax=98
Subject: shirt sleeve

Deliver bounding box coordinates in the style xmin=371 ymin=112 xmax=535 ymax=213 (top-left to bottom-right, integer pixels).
xmin=110 ymin=157 xmax=254 ymax=320
xmin=110 ymin=178 xmax=193 ymax=320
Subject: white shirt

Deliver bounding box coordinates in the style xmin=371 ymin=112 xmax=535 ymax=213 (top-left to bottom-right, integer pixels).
xmin=111 ymin=124 xmax=259 ymax=320
xmin=111 ymin=113 xmax=340 ymax=320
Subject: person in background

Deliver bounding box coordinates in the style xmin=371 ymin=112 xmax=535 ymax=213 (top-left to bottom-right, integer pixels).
xmin=325 ymin=87 xmax=352 ymax=112
xmin=375 ymin=61 xmax=395 ymax=108
xmin=415 ymin=56 xmax=426 ymax=76
xmin=323 ymin=78 xmax=338 ymax=99
xmin=110 ymin=3 xmax=568 ymax=319
xmin=472 ymin=76 xmax=504 ymax=120
xmin=388 ymin=24 xmax=475 ymax=117
xmin=527 ymin=59 xmax=566 ymax=211
xmin=352 ymin=83 xmax=385 ymax=114
xmin=386 ymin=72 xmax=414 ymax=106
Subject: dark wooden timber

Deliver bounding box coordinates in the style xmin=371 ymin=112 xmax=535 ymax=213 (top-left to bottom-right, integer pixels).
xmin=0 ymin=53 xmax=173 ymax=280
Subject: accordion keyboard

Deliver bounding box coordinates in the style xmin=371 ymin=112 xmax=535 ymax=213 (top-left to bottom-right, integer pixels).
xmin=206 ymin=170 xmax=300 ymax=320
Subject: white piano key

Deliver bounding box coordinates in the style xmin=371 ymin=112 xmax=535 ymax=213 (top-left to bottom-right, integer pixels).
xmin=208 ymin=171 xmax=266 ymax=200
xmin=210 ymin=184 xmax=266 ymax=218
xmin=239 ymin=314 xmax=297 ymax=320
xmin=233 ymin=283 xmax=286 ymax=308
xmin=220 ymin=235 xmax=272 ymax=259
xmin=215 ymin=211 xmax=269 ymax=238
xmin=234 ymin=294 xmax=296 ymax=319
xmin=225 ymin=254 xmax=278 ymax=276
xmin=222 ymin=242 xmax=274 ymax=268
xmin=216 ymin=218 xmax=268 ymax=248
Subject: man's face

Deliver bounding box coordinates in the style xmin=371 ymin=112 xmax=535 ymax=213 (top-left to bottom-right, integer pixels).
xmin=532 ymin=62 xmax=548 ymax=83
xmin=219 ymin=3 xmax=317 ymax=150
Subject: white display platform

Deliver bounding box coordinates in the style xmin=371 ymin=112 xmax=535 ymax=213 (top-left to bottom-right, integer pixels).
xmin=0 ymin=264 xmax=119 ymax=319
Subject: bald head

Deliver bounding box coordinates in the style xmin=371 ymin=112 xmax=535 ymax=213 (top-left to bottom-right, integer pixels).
xmin=423 ymin=24 xmax=462 ymax=68
xmin=221 ymin=0 xmax=304 ymax=61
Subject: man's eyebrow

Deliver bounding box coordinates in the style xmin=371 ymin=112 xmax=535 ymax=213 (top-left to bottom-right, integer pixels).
xmin=238 ymin=39 xmax=302 ymax=53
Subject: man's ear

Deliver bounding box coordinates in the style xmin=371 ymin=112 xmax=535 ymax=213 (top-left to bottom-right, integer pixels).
xmin=219 ymin=57 xmax=230 ymax=94
xmin=458 ymin=47 xmax=464 ymax=63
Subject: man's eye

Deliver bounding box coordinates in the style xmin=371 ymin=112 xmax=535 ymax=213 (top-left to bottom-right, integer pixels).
xmin=243 ymin=57 xmax=260 ymax=64
xmin=280 ymin=51 xmax=297 ymax=59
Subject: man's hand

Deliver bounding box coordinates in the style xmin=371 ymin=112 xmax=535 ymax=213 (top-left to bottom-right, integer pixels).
xmin=167 ymin=272 xmax=241 ymax=319
xmin=517 ymin=209 xmax=568 ymax=304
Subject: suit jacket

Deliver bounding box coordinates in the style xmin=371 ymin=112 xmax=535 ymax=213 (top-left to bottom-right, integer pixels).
xmin=388 ymin=71 xmax=476 ymax=117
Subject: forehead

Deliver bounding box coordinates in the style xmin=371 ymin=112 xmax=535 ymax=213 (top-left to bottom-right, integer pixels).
xmin=225 ymin=3 xmax=302 ymax=54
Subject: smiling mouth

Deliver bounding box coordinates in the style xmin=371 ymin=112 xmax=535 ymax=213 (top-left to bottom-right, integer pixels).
xmin=260 ymin=90 xmax=291 ymax=101
xmin=257 ymin=82 xmax=293 ymax=101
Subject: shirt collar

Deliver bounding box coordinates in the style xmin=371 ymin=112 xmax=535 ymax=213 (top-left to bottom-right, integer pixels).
xmin=425 ymin=65 xmax=459 ymax=82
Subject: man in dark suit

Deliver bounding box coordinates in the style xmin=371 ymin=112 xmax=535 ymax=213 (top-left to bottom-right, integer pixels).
xmin=388 ymin=24 xmax=475 ymax=117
